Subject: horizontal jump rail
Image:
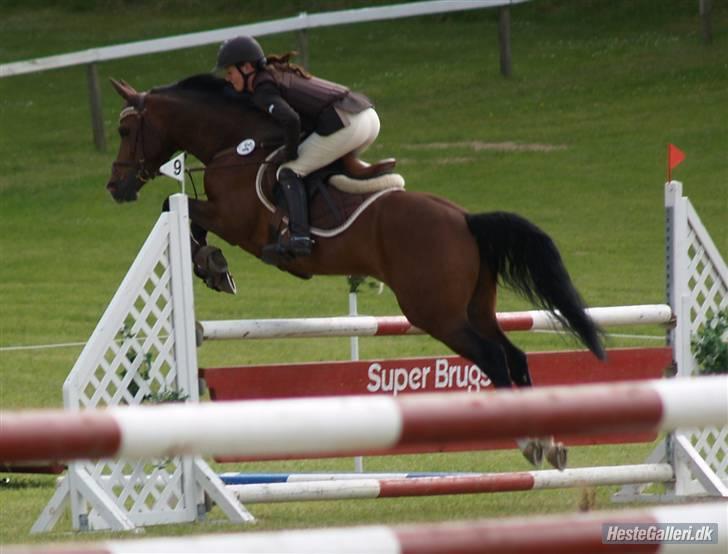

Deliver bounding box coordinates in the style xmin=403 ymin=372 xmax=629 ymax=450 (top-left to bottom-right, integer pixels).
xmin=219 ymin=464 xmax=674 ymax=491
xmin=6 ymin=502 xmax=725 ymax=553
xmin=219 ymin=471 xmax=480 ymax=485
xmin=1 ymin=376 xmax=725 ymax=463
xmin=102 ymin=464 xmax=672 ymax=493
xmin=227 ymin=463 xmax=674 ymax=503
xmin=199 ymin=303 xmax=673 ymax=340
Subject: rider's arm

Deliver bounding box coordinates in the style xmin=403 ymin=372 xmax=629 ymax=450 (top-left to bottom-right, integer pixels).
xmin=252 ymin=82 xmax=301 ymax=161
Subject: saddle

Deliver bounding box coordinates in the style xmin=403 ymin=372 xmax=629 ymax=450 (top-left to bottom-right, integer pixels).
xmin=257 ymin=150 xmax=405 ymax=238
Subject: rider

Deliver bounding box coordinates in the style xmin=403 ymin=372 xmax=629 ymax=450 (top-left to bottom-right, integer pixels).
xmin=215 ymin=35 xmax=380 ymax=261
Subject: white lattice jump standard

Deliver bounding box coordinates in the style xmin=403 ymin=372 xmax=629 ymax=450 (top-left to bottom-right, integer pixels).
xmin=2 ymin=377 xmax=726 ymax=464
xmin=8 ymin=502 xmax=727 ymax=554
xmin=199 ymin=303 xmax=673 ymax=340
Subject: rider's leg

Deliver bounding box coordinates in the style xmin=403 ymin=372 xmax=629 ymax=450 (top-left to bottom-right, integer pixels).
xmin=276 ymin=167 xmax=312 ymax=256
xmin=282 ymin=108 xmax=380 ymax=178
xmin=267 ymin=108 xmax=380 ymax=260
xmin=351 ymin=108 xmax=380 ymax=158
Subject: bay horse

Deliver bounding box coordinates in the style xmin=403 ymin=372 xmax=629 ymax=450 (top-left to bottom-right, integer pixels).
xmin=106 ymin=75 xmax=605 ymax=469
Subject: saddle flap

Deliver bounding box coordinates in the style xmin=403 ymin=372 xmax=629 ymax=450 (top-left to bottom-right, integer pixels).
xmin=256 ymin=152 xmax=404 ymax=238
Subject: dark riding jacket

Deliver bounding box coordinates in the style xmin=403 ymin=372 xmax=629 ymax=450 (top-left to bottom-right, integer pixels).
xmin=251 ymin=66 xmax=372 ymax=160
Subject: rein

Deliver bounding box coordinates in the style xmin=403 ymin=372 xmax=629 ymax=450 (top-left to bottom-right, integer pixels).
xmin=184 ymin=147 xmax=279 ymax=199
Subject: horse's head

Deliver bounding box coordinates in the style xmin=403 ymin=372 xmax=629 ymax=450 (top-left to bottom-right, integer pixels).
xmin=106 ymin=79 xmax=175 ymax=203
xmin=106 ymin=74 xmax=285 ymax=203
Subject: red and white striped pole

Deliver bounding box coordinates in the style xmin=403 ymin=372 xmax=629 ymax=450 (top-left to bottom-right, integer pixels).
xmin=227 ymin=463 xmax=674 ymax=504
xmin=199 ymin=304 xmax=673 ymax=340
xmin=1 ymin=376 xmax=725 ymax=463
xmin=5 ymin=502 xmax=726 ymax=553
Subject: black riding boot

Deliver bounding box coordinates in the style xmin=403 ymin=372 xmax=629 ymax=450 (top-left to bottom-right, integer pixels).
xmin=266 ymin=168 xmax=313 ymax=260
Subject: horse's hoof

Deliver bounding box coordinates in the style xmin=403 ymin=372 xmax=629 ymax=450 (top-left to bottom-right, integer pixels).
xmin=208 ymin=248 xmax=229 ymax=274
xmin=203 ymin=269 xmax=237 ymax=295
xmin=216 ymin=272 xmax=237 ymax=295
xmin=545 ymin=442 xmax=568 ymax=471
xmin=520 ymin=440 xmax=543 ymax=467
xmin=222 ymin=272 xmax=237 ymax=294
xmin=193 ymin=245 xmax=228 ymax=273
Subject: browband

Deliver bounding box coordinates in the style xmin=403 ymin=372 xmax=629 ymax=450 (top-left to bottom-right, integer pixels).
xmin=118 ymin=106 xmax=139 ymax=123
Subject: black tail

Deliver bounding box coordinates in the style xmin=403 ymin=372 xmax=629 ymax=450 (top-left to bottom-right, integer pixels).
xmin=466 ymin=211 xmax=605 ymax=360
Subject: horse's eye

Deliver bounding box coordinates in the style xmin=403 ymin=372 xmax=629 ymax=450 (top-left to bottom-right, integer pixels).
xmin=118 ymin=127 xmax=130 ymax=137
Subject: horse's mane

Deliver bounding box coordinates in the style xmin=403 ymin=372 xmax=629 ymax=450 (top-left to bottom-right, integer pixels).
xmin=180 ymin=73 xmax=227 ymax=90
xmin=151 ymin=74 xmax=250 ymax=107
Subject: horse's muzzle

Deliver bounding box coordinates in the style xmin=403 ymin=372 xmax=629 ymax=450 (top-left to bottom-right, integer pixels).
xmin=106 ymin=181 xmax=139 ymax=203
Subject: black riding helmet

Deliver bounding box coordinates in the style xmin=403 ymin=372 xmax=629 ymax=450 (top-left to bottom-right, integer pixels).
xmin=215 ymin=36 xmax=266 ymax=70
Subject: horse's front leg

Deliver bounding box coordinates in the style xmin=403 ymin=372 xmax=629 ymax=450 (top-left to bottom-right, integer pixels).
xmin=164 ymin=196 xmax=236 ymax=294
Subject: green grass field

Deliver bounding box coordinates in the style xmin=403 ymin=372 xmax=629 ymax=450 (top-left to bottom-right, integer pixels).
xmin=1 ymin=0 xmax=726 ymax=547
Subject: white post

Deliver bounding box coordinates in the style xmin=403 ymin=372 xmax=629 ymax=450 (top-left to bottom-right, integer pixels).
xmin=168 ymin=194 xmax=199 ymax=400
xmin=662 ymin=180 xmax=728 ymax=498
xmin=167 ymin=194 xmax=202 ymax=519
xmin=665 ymin=181 xmax=692 ymax=377
xmin=349 ymin=290 xmax=364 ymax=473
xmin=349 ymin=292 xmax=360 ymax=362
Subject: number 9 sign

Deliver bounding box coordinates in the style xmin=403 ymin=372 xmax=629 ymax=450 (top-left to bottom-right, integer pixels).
xmin=159 ymin=152 xmax=186 ymax=192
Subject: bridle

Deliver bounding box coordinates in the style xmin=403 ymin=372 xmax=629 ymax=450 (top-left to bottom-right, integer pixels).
xmin=112 ymin=104 xmax=159 ymax=188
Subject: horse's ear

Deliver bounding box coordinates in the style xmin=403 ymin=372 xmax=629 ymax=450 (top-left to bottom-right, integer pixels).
xmin=110 ymin=78 xmax=143 ymax=110
xmin=110 ymin=78 xmax=129 ymax=98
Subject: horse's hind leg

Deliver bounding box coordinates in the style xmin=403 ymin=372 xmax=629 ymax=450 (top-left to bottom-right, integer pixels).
xmin=433 ymin=324 xmax=550 ymax=467
xmin=496 ymin=331 xmax=567 ymax=468
xmin=498 ymin=330 xmax=567 ymax=469
xmin=467 ymin=276 xmax=567 ymax=470
xmin=466 ymin=271 xmax=533 ymax=388
xmin=488 ymin=330 xmax=565 ymax=467
xmin=436 ymin=325 xmax=513 ymax=389
xmin=499 ymin=331 xmax=531 ymax=387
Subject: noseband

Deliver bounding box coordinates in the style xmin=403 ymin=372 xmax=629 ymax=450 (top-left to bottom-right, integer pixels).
xmin=113 ymin=104 xmax=159 ymax=187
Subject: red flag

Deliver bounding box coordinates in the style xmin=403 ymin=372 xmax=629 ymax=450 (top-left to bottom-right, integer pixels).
xmin=667 ymin=144 xmax=685 ymax=181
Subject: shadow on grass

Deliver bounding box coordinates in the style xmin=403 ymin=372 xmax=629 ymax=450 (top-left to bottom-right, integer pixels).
xmin=0 ymin=475 xmax=57 ymax=490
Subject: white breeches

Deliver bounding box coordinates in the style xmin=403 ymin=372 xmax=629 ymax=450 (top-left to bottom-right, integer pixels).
xmin=280 ymin=107 xmax=380 ymax=178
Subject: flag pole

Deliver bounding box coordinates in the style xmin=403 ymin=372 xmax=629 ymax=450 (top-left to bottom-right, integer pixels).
xmin=666 ymin=144 xmax=671 ymax=182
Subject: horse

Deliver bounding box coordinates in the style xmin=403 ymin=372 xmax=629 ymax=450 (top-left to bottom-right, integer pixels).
xmin=106 ymin=75 xmax=605 ymax=470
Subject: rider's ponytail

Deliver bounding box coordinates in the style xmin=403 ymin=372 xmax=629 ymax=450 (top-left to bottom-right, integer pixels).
xmin=264 ymin=52 xmax=311 ymax=79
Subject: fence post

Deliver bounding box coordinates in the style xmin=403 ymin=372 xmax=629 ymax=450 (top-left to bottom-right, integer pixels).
xmin=297 ymin=12 xmax=310 ymax=70
xmin=498 ymin=5 xmax=512 ymax=77
xmin=86 ymin=62 xmax=106 ymax=152
xmin=699 ymin=0 xmax=712 ymax=45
